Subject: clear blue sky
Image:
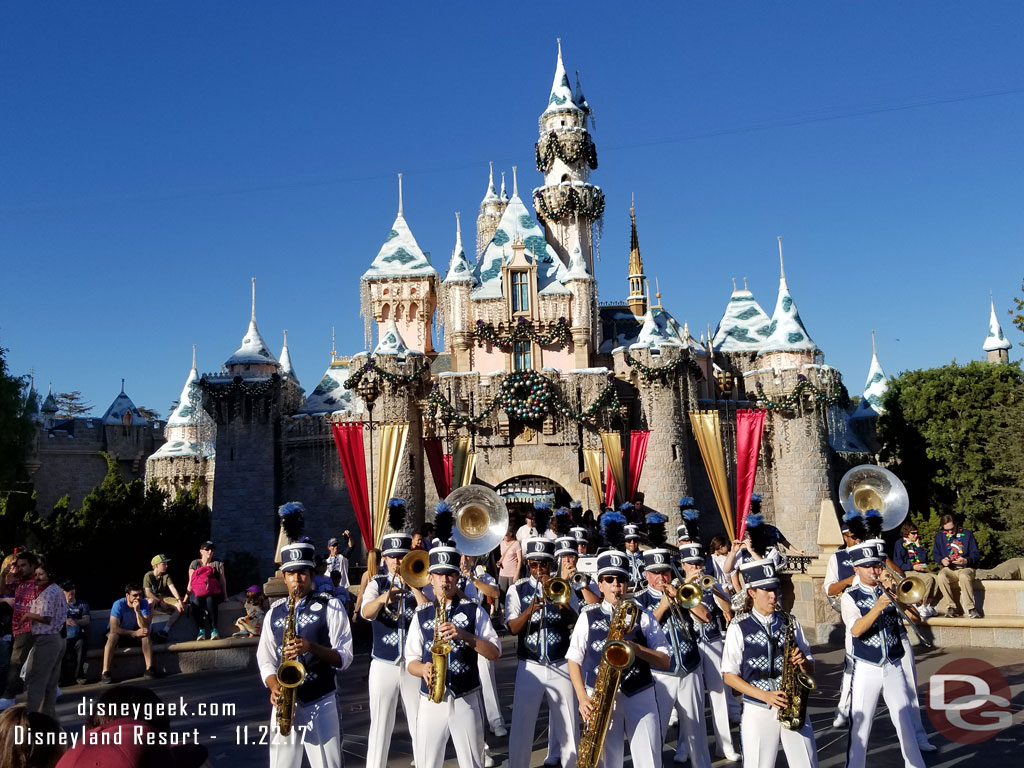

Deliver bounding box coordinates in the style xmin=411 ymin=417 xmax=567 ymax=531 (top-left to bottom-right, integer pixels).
xmin=2 ymin=2 xmax=1022 ymax=418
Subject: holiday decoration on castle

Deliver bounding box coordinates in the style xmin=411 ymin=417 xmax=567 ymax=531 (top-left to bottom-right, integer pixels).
xmin=199 ymin=374 xmax=277 ymax=400
xmin=343 ymin=357 xmax=431 ymax=392
xmin=533 ymin=184 xmax=605 ymax=223
xmin=623 ymin=351 xmax=704 ymax=383
xmin=751 ymin=374 xmax=844 ymax=411
xmin=473 ymin=316 xmax=571 ymax=350
xmin=535 ymin=130 xmax=598 ymax=173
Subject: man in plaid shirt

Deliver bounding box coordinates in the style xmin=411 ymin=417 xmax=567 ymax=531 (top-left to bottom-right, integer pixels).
xmin=0 ymin=551 xmax=42 ymax=710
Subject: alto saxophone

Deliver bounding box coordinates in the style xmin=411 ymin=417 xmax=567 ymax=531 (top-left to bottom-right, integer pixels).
xmin=577 ymin=599 xmax=640 ymax=768
xmin=777 ymin=611 xmax=814 ymax=730
xmin=427 ymin=597 xmax=452 ymax=704
xmin=275 ymin=589 xmax=306 ymax=736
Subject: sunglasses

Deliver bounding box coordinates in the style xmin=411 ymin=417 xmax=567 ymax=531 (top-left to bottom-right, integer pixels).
xmin=600 ymin=575 xmax=627 ymax=584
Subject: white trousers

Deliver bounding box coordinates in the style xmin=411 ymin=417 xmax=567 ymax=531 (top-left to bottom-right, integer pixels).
xmin=653 ymin=671 xmax=712 ymax=768
xmin=365 ymin=659 xmax=420 ymax=768
xmin=846 ymin=660 xmax=925 ymax=768
xmin=479 ymin=654 xmax=504 ymax=730
xmin=589 ymin=685 xmax=661 ymax=768
xmin=740 ymin=701 xmax=817 ymax=768
xmin=270 ymin=694 xmax=344 ymax=768
xmin=700 ymin=638 xmax=740 ymax=754
xmin=838 ymin=639 xmax=927 ymax=742
xmin=509 ymin=660 xmax=579 ymax=768
xmin=415 ymin=691 xmax=486 ymax=768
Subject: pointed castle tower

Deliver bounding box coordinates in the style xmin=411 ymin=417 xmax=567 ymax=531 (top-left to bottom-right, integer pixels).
xmin=442 ymin=212 xmax=478 ymax=371
xmin=983 ymin=295 xmax=1011 ymax=364
xmin=626 ymin=199 xmax=647 ymax=318
xmin=361 ymin=174 xmax=439 ymax=354
xmin=476 ymin=163 xmax=507 ymax=258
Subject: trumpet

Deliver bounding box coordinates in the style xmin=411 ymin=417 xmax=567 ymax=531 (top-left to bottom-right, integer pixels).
xmin=572 ymin=571 xmax=593 ymax=589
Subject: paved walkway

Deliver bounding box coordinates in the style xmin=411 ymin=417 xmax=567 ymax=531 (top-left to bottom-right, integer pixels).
xmin=52 ymin=636 xmax=1023 ymax=766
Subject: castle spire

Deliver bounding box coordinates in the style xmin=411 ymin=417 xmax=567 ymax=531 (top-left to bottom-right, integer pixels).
xmin=225 ymin=279 xmax=278 ymax=369
xmin=397 ymin=172 xmax=404 ymax=216
xmin=758 ymin=239 xmax=818 ymax=356
xmin=778 ymin=236 xmax=786 ymax=281
xmin=511 ymin=165 xmax=518 ymax=198
xmin=444 ymin=211 xmax=475 ymax=284
xmin=627 ymin=198 xmax=647 ymax=318
xmin=852 ymin=332 xmax=889 ymax=418
xmin=280 ymin=330 xmax=298 ymax=382
xmin=983 ymin=293 xmax=1012 ymax=362
xmin=712 ymin=278 xmax=771 ymax=352
xmin=500 ymin=171 xmax=508 ymax=201
xmin=191 ymin=344 xmax=197 ymax=372
xmin=543 ymin=38 xmax=581 ymax=116
xmin=251 ymin=276 xmax=256 ymax=322
xmin=482 ymin=162 xmax=498 ymax=203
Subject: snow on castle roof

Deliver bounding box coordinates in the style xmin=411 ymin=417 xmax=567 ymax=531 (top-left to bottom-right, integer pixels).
xmin=300 ymin=360 xmax=354 ymax=415
xmin=851 ymin=337 xmax=888 ymax=419
xmin=444 ymin=212 xmax=476 ymax=284
xmin=983 ymin=296 xmax=1012 ymax=352
xmin=373 ymin=317 xmax=422 ymax=357
xmin=758 ymin=240 xmax=818 ymax=356
xmin=362 ymin=176 xmax=437 ymax=281
xmin=630 ymin=305 xmax=700 ymax=352
xmin=224 ymin=279 xmax=279 ymax=367
xmin=101 ymin=386 xmax=148 ymax=426
xmin=166 ymin=356 xmax=214 ymax=429
xmin=279 ymin=331 xmax=299 ymax=382
xmin=543 ymin=39 xmax=582 ymax=117
xmin=712 ymin=282 xmax=772 ymax=352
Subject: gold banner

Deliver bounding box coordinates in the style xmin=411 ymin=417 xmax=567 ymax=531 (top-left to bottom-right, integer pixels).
xmin=688 ymin=411 xmax=736 ymax=540
xmin=374 ymin=422 xmax=409 ymax=544
xmin=583 ymin=449 xmax=605 ymax=510
xmin=600 ymin=430 xmax=626 ymax=507
xmin=451 ymin=436 xmax=476 ymax=489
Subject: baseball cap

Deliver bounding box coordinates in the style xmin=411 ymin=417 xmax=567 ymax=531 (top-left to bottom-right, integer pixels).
xmin=151 ymin=555 xmax=171 ymax=567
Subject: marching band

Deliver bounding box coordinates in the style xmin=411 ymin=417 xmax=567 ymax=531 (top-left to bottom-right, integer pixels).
xmin=257 ymin=470 xmax=944 ymax=768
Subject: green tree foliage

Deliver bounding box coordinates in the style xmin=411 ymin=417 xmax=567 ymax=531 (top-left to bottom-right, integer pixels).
xmin=1012 ymin=277 xmax=1024 ymax=344
xmin=0 ymin=344 xmax=37 ymax=489
xmin=35 ymin=453 xmax=210 ymax=604
xmin=55 ymin=391 xmax=92 ymax=419
xmin=878 ymin=361 xmax=1024 ymax=565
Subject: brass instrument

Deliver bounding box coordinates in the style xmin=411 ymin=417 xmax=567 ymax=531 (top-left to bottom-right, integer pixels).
xmin=881 ymin=567 xmax=933 ymax=648
xmin=544 ymin=577 xmax=572 ymax=606
xmin=572 ymin=571 xmax=593 ymax=590
xmin=577 ymin=599 xmax=640 ymax=768
xmin=427 ymin=598 xmax=452 ymax=703
xmin=275 ymin=589 xmax=307 ymax=736
xmin=838 ymin=464 xmax=910 ymax=531
xmin=399 ymin=549 xmax=430 ymax=589
xmin=777 ymin=611 xmax=814 ymax=730
xmin=675 ymin=582 xmax=703 ymax=611
xmin=445 ymin=485 xmax=509 ymax=556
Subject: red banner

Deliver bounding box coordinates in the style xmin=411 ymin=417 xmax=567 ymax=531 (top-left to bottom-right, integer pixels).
xmin=735 ymin=409 xmax=766 ymax=539
xmin=331 ymin=422 xmax=373 ymax=550
xmin=627 ymin=430 xmax=650 ymax=503
xmin=604 ymin=462 xmax=615 ymax=508
xmin=423 ymin=437 xmax=453 ymax=499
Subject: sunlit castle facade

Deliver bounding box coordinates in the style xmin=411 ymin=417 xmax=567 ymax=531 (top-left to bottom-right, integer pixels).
xmin=147 ymin=41 xmax=869 ymax=603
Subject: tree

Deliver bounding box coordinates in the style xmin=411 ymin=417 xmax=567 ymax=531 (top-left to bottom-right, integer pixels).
xmin=55 ymin=391 xmax=92 ymax=419
xmin=0 ymin=343 xmax=37 ymax=489
xmin=1012 ymin=277 xmax=1024 ymax=344
xmin=878 ymin=361 xmax=1024 ymax=564
xmin=137 ymin=405 xmax=161 ymax=422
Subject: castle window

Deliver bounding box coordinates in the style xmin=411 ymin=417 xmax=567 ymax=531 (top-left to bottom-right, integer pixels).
xmin=511 ymin=271 xmax=530 ymax=313
xmin=513 ymin=341 xmax=532 ymax=371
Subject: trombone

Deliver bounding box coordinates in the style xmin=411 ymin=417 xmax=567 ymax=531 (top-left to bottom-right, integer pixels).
xmin=881 ymin=566 xmax=933 ymax=648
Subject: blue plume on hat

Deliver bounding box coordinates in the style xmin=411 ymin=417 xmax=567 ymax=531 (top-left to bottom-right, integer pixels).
xmin=745 ymin=512 xmax=771 ymax=559
xmin=434 ymin=501 xmax=454 ymax=544
xmin=600 ymin=510 xmax=627 ymax=549
xmin=278 ymin=502 xmax=305 ymax=541
xmin=678 ymin=496 xmax=695 ymax=509
xmin=679 ymin=506 xmax=701 ymax=543
xmin=570 ymin=500 xmax=582 ymax=509
xmin=388 ymin=498 xmax=408 ymax=533
xmin=645 ymin=512 xmax=668 ymax=547
xmin=845 ymin=510 xmax=867 ymax=542
xmin=533 ymin=500 xmax=552 ymax=536
xmin=553 ymin=506 xmax=571 ymax=535
xmin=863 ymin=508 xmax=883 ymax=540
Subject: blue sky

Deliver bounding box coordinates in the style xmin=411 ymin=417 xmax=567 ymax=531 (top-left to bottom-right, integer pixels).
xmin=2 ymin=2 xmax=1022 ymax=418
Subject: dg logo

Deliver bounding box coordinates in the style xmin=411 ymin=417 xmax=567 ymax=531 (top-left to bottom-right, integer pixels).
xmin=610 ymin=555 xmax=623 ymax=568
xmin=437 ymin=552 xmax=451 ymax=565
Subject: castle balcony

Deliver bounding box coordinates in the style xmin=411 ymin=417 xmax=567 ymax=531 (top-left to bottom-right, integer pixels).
xmin=532 ymin=181 xmax=605 ymax=223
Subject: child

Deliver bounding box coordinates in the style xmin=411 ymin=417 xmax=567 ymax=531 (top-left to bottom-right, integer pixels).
xmin=232 ymin=586 xmax=266 ymax=638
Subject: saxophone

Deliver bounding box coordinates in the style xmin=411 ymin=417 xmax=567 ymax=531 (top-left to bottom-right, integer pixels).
xmin=577 ymin=599 xmax=640 ymax=768
xmin=275 ymin=589 xmax=306 ymax=736
xmin=777 ymin=611 xmax=814 ymax=730
xmin=427 ymin=597 xmax=452 ymax=704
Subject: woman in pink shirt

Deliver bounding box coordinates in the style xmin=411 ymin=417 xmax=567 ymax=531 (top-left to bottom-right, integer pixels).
xmin=496 ymin=528 xmax=522 ymax=617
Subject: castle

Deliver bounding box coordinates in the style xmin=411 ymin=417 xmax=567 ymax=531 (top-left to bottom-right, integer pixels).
xmin=27 ymin=43 xmax=1013 ymax=576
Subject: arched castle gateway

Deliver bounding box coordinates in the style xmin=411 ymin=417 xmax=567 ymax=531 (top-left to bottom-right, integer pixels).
xmin=146 ymin=41 xmax=885 ymax=597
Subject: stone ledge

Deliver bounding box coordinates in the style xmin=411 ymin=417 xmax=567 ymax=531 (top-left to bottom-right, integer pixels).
xmin=923 ymin=615 xmax=1024 ymax=628
xmin=83 ymin=636 xmax=259 ymax=682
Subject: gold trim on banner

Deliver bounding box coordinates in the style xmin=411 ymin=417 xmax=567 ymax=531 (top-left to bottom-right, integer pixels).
xmin=451 ymin=436 xmax=476 ymax=489
xmin=374 ymin=422 xmax=409 ymax=544
xmin=688 ymin=411 xmax=736 ymax=540
xmin=583 ymin=449 xmax=605 ymax=510
xmin=599 ymin=430 xmax=626 ymax=507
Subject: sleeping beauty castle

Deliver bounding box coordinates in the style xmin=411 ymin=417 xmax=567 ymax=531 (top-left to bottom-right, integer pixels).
xmin=143 ymin=41 xmax=902 ymax=585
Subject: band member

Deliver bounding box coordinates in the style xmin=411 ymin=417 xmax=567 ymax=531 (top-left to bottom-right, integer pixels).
xmin=676 ymin=498 xmax=700 ymax=544
xmin=824 ymin=512 xmax=859 ymax=729
xmin=458 ymin=553 xmax=506 ymax=738
xmin=678 ymin=543 xmax=741 ymax=761
xmin=257 ymin=542 xmax=353 ymax=768
xmin=841 ymin=539 xmax=925 ymax=768
xmin=361 ymin=522 xmax=422 ymax=768
xmin=557 ymin=536 xmax=599 ymax=606
xmin=507 ymin=537 xmax=581 ymax=768
xmin=932 ymin=514 xmax=981 ymax=617
xmin=722 ymin=559 xmax=817 ymax=768
xmin=405 ymin=541 xmax=501 ymax=768
xmin=568 ymin=549 xmax=671 ymax=768
xmin=633 ymin=545 xmax=713 ymax=768
xmin=571 ymin=526 xmax=589 ymax=556
xmin=623 ymin=525 xmax=644 ymax=588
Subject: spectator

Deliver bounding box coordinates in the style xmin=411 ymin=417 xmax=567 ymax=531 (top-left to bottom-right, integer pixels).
xmin=977 ymin=557 xmax=1024 ymax=580
xmin=515 ymin=510 xmax=538 ymax=576
xmin=893 ymin=523 xmax=937 ymax=618
xmin=313 ymin=557 xmax=334 ymax=594
xmin=325 ymin=537 xmax=351 ymax=587
xmin=420 ymin=524 xmax=435 ymax=550
xmin=932 ymin=514 xmax=981 ymax=618
xmin=101 ymin=584 xmax=158 ymax=684
xmin=496 ymin=528 xmax=521 ymax=612
xmin=187 ymin=541 xmax=227 ymax=641
xmin=708 ymin=535 xmax=733 ymax=592
xmin=0 ymin=704 xmax=65 ymax=768
xmin=352 ymin=548 xmax=381 ymax=622
xmin=143 ymin=555 xmax=185 ymax=643
xmin=59 ymin=581 xmax=90 ymax=687
xmin=329 ymin=571 xmax=352 ymax=606
xmin=233 ymin=586 xmax=268 ymax=638
xmin=23 ymin=564 xmax=66 ymax=718
xmin=409 ymin=533 xmax=426 ymax=551
xmin=0 ymin=552 xmax=41 ymax=711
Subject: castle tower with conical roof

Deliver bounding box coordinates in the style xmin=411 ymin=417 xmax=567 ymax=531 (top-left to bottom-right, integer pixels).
xmin=476 ymin=163 xmax=507 ymax=258
xmin=626 ymin=199 xmax=647 ymax=318
xmin=442 ymin=212 xmax=478 ymax=371
xmin=224 ymin=278 xmax=279 ymax=377
xmin=983 ymin=295 xmax=1011 ymax=363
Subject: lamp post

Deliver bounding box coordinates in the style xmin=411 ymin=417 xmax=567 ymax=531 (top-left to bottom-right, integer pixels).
xmin=357 ymin=372 xmax=380 ymax=539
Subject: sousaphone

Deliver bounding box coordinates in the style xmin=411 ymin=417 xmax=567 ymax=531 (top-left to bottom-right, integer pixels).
xmin=838 ymin=464 xmax=909 ymax=531
xmin=445 ymin=484 xmax=509 ymax=556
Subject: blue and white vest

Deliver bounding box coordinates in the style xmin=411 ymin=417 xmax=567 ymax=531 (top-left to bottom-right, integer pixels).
xmin=511 ymin=577 xmax=573 ymax=664
xmin=368 ymin=574 xmax=418 ymax=664
xmin=834 ymin=549 xmax=854 ymax=581
xmin=415 ymin=598 xmax=484 ymax=698
xmin=626 ymin=552 xmax=645 ymax=587
xmin=634 ymin=588 xmax=700 ymax=676
xmin=736 ymin=611 xmax=787 ymax=707
xmin=580 ymin=603 xmax=653 ymax=697
xmin=267 ymin=592 xmax=337 ymax=705
xmin=846 ymin=584 xmax=905 ymax=666
xmin=691 ymin=586 xmax=725 ymax=644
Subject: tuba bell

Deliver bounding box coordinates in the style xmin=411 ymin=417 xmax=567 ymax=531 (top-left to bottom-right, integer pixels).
xmin=838 ymin=464 xmax=909 ymax=531
xmin=445 ymin=485 xmax=509 ymax=557
xmin=399 ymin=549 xmax=430 ymax=589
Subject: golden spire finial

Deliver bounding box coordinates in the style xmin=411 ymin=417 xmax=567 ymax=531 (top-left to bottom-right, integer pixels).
xmin=655 ymin=276 xmax=663 ymax=308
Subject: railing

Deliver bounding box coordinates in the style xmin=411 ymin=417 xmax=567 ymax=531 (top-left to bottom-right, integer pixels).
xmin=779 ymin=555 xmax=815 ymax=574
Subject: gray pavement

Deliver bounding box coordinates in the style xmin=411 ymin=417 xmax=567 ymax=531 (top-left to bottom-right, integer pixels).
xmin=50 ymin=634 xmax=1023 ymax=767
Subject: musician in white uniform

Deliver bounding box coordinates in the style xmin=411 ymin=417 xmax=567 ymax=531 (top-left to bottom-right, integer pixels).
xmin=257 ymin=542 xmax=353 ymax=768
xmin=567 ymin=549 xmax=671 ymax=768
xmin=458 ymin=553 xmax=506 ymax=738
xmin=622 ymin=525 xmax=645 ymax=588
xmin=840 ymin=539 xmax=926 ymax=768
xmin=722 ymin=559 xmax=817 ymax=768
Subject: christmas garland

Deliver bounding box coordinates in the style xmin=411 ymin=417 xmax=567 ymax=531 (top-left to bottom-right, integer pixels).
xmin=343 ymin=357 xmax=431 ymax=391
xmin=535 ymin=130 xmax=598 ymax=173
xmin=533 ymin=185 xmax=605 ymax=223
xmin=752 ymin=375 xmax=841 ymax=410
xmin=428 ymin=372 xmax=621 ymax=427
xmin=473 ymin=317 xmax=571 ymax=349
xmin=199 ymin=375 xmax=276 ymax=400
xmin=623 ymin=351 xmax=704 ymax=382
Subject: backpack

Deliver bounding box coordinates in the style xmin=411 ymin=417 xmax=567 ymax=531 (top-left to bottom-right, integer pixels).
xmin=190 ymin=564 xmax=222 ymax=597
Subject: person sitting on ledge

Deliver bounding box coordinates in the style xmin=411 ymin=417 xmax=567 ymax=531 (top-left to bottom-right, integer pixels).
xmin=893 ymin=523 xmax=937 ymax=618
xmin=976 ymin=557 xmax=1024 ymax=581
xmin=101 ymin=584 xmax=160 ymax=684
xmin=931 ymin=514 xmax=981 ymax=618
